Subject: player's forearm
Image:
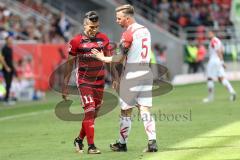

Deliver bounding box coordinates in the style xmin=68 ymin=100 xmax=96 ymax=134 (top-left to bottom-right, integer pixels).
xmin=100 ymin=54 xmax=122 ymax=63
xmin=101 ymin=56 xmax=113 ymax=63
xmin=110 ymin=62 xmax=120 ymax=81
xmin=112 ymin=54 xmax=125 ymax=63
xmin=63 ymin=55 xmax=74 ymax=85
xmin=217 ymin=50 xmax=224 ymax=61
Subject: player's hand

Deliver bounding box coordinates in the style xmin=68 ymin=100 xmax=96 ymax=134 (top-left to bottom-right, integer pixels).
xmin=62 ymin=93 xmax=68 ymax=101
xmin=91 ymin=49 xmax=104 ymax=60
xmin=222 ymin=63 xmax=227 ymax=69
xmin=5 ymin=66 xmax=11 ymax=73
xmin=112 ymin=80 xmax=119 ymax=90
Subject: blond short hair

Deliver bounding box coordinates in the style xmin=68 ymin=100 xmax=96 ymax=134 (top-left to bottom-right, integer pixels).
xmin=115 ymin=4 xmax=134 ymax=16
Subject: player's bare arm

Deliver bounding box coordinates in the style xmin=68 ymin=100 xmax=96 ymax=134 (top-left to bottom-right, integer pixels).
xmin=92 ymin=35 xmax=130 ymax=63
xmin=91 ymin=48 xmax=126 ymax=63
xmin=216 ymin=47 xmax=224 ymax=61
xmin=62 ymin=54 xmax=75 ymax=100
xmin=111 ymin=63 xmax=120 ymax=90
xmin=217 ymin=47 xmax=226 ymax=68
xmin=92 ymin=42 xmax=128 ymax=91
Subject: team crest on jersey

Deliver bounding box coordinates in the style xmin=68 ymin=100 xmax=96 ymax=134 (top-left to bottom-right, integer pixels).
xmin=97 ymin=41 xmax=103 ymax=48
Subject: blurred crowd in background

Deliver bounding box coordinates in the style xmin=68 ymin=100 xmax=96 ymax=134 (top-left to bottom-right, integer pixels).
xmin=127 ymin=0 xmax=233 ymax=41
xmin=139 ymin=0 xmax=231 ymax=26
xmin=0 ymin=0 xmax=73 ymax=105
xmin=0 ymin=0 xmax=71 ymax=43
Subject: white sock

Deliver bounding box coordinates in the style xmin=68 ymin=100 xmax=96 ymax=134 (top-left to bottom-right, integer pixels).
xmin=119 ymin=116 xmax=131 ymax=144
xmin=140 ymin=111 xmax=156 ymax=140
xmin=207 ymin=80 xmax=214 ymax=100
xmin=222 ymin=79 xmax=235 ymax=94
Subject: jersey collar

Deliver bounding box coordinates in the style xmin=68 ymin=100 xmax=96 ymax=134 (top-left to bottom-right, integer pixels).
xmin=127 ymin=22 xmax=137 ymax=31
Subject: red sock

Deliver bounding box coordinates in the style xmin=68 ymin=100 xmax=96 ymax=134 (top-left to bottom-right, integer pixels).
xmin=83 ymin=111 xmax=95 ymax=145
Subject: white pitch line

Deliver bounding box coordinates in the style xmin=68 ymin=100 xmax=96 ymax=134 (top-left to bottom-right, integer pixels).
xmin=0 ymin=110 xmax=52 ymax=122
xmin=0 ymin=105 xmax=81 ymax=122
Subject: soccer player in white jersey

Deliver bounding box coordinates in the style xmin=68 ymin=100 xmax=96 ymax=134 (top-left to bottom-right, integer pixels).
xmin=203 ymin=30 xmax=236 ymax=103
xmin=91 ymin=4 xmax=158 ymax=152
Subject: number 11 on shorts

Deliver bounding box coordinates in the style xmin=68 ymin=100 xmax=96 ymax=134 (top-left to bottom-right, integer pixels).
xmin=83 ymin=95 xmax=94 ymax=104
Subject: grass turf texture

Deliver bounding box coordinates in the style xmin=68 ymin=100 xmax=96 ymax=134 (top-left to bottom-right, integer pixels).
xmin=0 ymin=82 xmax=239 ymax=160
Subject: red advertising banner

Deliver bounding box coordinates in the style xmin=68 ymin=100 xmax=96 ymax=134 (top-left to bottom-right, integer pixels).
xmin=13 ymin=43 xmax=68 ymax=91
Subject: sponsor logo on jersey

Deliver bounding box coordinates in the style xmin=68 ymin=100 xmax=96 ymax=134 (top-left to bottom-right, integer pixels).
xmin=97 ymin=41 xmax=103 ymax=48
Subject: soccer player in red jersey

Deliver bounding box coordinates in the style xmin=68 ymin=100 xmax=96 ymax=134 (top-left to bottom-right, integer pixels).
xmin=62 ymin=11 xmax=112 ymax=154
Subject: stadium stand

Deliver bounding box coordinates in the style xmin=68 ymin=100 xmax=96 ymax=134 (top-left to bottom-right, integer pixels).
xmin=123 ymin=0 xmax=234 ymax=41
xmin=0 ymin=0 xmax=81 ymax=43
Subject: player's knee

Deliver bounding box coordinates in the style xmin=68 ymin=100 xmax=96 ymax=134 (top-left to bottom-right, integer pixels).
xmin=121 ymin=108 xmax=132 ymax=117
xmin=218 ymin=77 xmax=223 ymax=83
xmin=94 ymin=108 xmax=100 ymax=118
xmin=138 ymin=105 xmax=150 ymax=113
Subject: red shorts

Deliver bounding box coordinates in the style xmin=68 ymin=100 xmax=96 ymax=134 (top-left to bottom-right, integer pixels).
xmin=78 ymin=85 xmax=104 ymax=111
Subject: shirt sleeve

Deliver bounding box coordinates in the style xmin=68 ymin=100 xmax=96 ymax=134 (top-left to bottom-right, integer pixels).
xmin=211 ymin=38 xmax=222 ymax=51
xmin=121 ymin=30 xmax=133 ymax=49
xmin=68 ymin=38 xmax=78 ymax=56
xmin=103 ymin=36 xmax=113 ymax=57
xmin=119 ymin=30 xmax=133 ymax=55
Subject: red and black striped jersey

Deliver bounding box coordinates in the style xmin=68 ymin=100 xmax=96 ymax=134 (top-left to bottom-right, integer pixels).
xmin=68 ymin=32 xmax=112 ymax=87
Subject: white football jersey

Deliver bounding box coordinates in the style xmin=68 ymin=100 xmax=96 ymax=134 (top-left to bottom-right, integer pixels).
xmin=208 ymin=37 xmax=224 ymax=62
xmin=121 ymin=23 xmax=151 ymax=64
xmin=119 ymin=23 xmax=153 ymax=108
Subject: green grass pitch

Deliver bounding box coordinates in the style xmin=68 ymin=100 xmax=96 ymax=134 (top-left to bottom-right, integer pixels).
xmin=0 ymin=82 xmax=239 ymax=160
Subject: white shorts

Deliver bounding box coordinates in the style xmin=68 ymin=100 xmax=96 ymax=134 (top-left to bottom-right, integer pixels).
xmin=206 ymin=60 xmax=226 ymax=79
xmin=118 ymin=71 xmax=153 ymax=110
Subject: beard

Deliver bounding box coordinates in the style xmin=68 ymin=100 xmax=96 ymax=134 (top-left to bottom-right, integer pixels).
xmin=89 ymin=34 xmax=96 ymax=39
xmin=118 ymin=22 xmax=125 ymax=28
xmin=87 ymin=31 xmax=97 ymax=39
